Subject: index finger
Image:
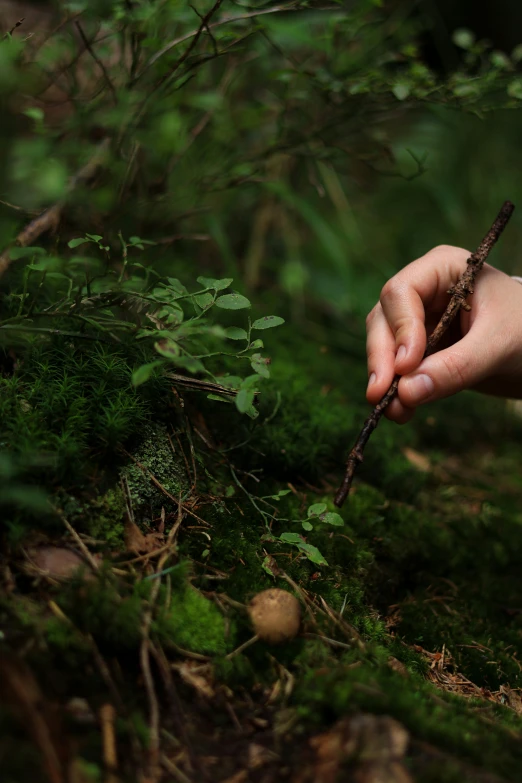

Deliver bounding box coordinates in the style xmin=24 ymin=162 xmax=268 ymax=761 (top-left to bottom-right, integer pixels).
xmin=379 ymin=245 xmax=470 ymax=376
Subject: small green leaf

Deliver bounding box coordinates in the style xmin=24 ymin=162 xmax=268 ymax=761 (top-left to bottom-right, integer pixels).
xmin=250 ymin=353 xmax=270 ymax=379
xmin=207 ymin=393 xmax=233 ymax=403
xmin=201 ymin=549 xmax=210 ymax=558
xmin=262 ymin=555 xmax=279 ymax=578
xmin=67 ymin=237 xmax=90 ymax=248
xmin=297 ymin=542 xmax=328 ymax=566
xmin=308 ymin=503 xmax=327 ymax=517
xmin=320 ymin=511 xmax=344 ymax=527
xmin=302 ymin=520 xmax=314 ymax=531
xmin=132 ymin=361 xmax=162 ymax=387
xmin=266 ymin=489 xmax=291 ymax=500
xmin=215 ymin=293 xmax=251 ymax=310
xmin=249 ymin=339 xmax=264 ymax=350
xmin=86 ymin=233 xmax=103 ymax=241
xmin=252 ymin=315 xmax=285 ymax=330
xmin=194 ymin=292 xmax=214 ymax=309
xmin=129 ymin=236 xmax=155 ymax=246
xmin=490 ymin=50 xmax=511 ymax=69
xmin=452 ymin=28 xmax=475 ymax=50
xmin=392 ymin=82 xmax=410 ymax=101
xmin=236 ymin=387 xmax=255 ymax=414
xmin=171 ymin=355 xmax=206 ymax=374
xmin=240 ymin=374 xmax=261 ymax=391
xmin=280 ymin=532 xmax=303 ymax=544
xmin=166 ymin=278 xmax=189 ymax=297
xmin=507 ymin=78 xmax=522 ymax=99
xmin=10 ymin=246 xmax=47 ymax=259
xmin=23 ymin=107 xmax=44 ymax=122
xmin=244 ymin=404 xmax=259 ymax=420
xmin=224 ymin=327 xmax=248 ymax=341
xmin=218 ymin=375 xmax=243 ymax=390
xmin=154 ymin=339 xmax=180 ymax=359
xmin=197 ymin=276 xmax=233 ymax=290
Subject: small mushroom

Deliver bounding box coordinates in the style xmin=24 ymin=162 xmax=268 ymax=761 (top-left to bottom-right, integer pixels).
xmin=248 ymin=588 xmax=301 ymax=644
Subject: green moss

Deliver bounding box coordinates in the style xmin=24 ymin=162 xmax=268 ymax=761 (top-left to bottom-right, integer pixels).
xmin=121 ymin=423 xmax=188 ymax=518
xmin=293 ymin=663 xmax=522 ymax=780
xmin=156 ymin=586 xmax=232 ymax=655
xmin=87 ymin=487 xmax=126 ymax=547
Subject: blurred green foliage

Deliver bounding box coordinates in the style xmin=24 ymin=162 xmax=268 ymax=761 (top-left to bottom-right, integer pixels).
xmin=1 ymin=5 xmax=522 ymax=780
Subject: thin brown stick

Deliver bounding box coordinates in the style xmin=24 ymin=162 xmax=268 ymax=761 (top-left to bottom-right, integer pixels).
xmin=57 ymin=509 xmax=100 ymax=573
xmin=135 ymin=2 xmax=299 ymax=81
xmin=0 ymin=138 xmax=111 ymax=280
xmin=3 ymin=18 xmax=25 ymax=39
xmin=140 ymin=498 xmax=183 ymax=783
xmin=335 ymin=200 xmax=515 ymax=508
xmin=99 ymin=703 xmax=119 ymax=783
xmin=75 ymin=21 xmax=118 ymax=104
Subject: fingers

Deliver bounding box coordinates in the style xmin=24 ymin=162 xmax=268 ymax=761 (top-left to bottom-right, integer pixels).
xmin=365 ymin=305 xmax=417 ymax=422
xmin=366 ymin=244 xmax=473 ymax=421
xmin=398 ymin=322 xmax=492 ymax=407
xmin=378 ymin=245 xmax=470 ymax=375
xmin=379 ymin=278 xmax=426 ymax=376
xmin=384 ymin=397 xmax=415 ymax=425
xmin=366 ymin=305 xmax=396 ymax=403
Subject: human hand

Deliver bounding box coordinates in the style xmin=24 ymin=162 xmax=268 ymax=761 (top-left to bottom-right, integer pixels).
xmin=365 ymin=245 xmax=522 ymax=423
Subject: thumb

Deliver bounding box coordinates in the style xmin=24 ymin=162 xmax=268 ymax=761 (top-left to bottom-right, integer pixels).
xmin=398 ymin=328 xmax=490 ymax=407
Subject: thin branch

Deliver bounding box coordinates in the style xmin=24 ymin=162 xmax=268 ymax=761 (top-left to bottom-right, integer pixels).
xmin=74 ymin=21 xmax=118 ymax=104
xmin=0 ymin=138 xmax=111 ymax=280
xmin=57 ymin=509 xmax=100 ymax=573
xmin=140 ymin=499 xmax=183 ymax=783
xmin=3 ymin=17 xmax=25 ymax=39
xmin=134 ymin=0 xmax=223 ymax=91
xmin=334 ymin=201 xmax=515 ymax=507
xmin=134 ymin=1 xmax=301 ymax=82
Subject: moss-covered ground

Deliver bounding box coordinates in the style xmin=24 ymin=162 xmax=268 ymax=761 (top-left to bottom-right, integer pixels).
xmin=2 ymin=322 xmax=522 ymax=783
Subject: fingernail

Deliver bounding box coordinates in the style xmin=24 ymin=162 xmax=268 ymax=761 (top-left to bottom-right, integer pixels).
xmin=367 ymin=372 xmax=376 ymax=390
xmin=403 ymin=373 xmax=434 ymax=403
xmin=396 ymin=345 xmax=407 ymax=365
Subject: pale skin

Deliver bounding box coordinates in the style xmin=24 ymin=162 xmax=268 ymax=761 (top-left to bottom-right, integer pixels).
xmin=366 ymin=244 xmax=522 ymax=424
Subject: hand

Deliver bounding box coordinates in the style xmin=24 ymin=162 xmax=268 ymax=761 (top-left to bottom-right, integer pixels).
xmin=365 ymin=244 xmax=522 ymax=423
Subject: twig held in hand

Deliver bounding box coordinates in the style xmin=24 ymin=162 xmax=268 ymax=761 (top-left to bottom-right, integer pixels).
xmin=334 ymin=200 xmax=515 ymax=508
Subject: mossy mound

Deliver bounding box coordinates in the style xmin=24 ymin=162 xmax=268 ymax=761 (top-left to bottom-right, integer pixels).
xmin=2 ymin=322 xmax=522 ymax=782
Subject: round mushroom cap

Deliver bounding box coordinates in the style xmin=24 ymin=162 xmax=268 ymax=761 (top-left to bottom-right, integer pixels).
xmin=248 ymin=588 xmax=301 ymax=644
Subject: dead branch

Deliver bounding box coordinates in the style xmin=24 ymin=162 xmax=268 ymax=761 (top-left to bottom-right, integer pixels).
xmin=0 ymin=137 xmax=111 ymax=280
xmin=335 ymin=200 xmax=515 ymax=507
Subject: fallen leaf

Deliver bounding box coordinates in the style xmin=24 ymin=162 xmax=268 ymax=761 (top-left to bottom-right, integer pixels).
xmin=402 ymin=447 xmax=431 ymax=473
xmin=124 ymin=519 xmax=164 ymax=554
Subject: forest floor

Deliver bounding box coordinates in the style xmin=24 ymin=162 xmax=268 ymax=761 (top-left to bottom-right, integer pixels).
xmin=3 ymin=326 xmax=522 ymax=783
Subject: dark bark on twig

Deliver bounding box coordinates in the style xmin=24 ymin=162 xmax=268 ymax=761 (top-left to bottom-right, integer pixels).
xmin=334 ymin=200 xmax=515 ymax=508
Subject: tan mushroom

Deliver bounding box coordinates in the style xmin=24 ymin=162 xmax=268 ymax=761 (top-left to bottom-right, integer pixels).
xmin=248 ymin=588 xmax=301 ymax=644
